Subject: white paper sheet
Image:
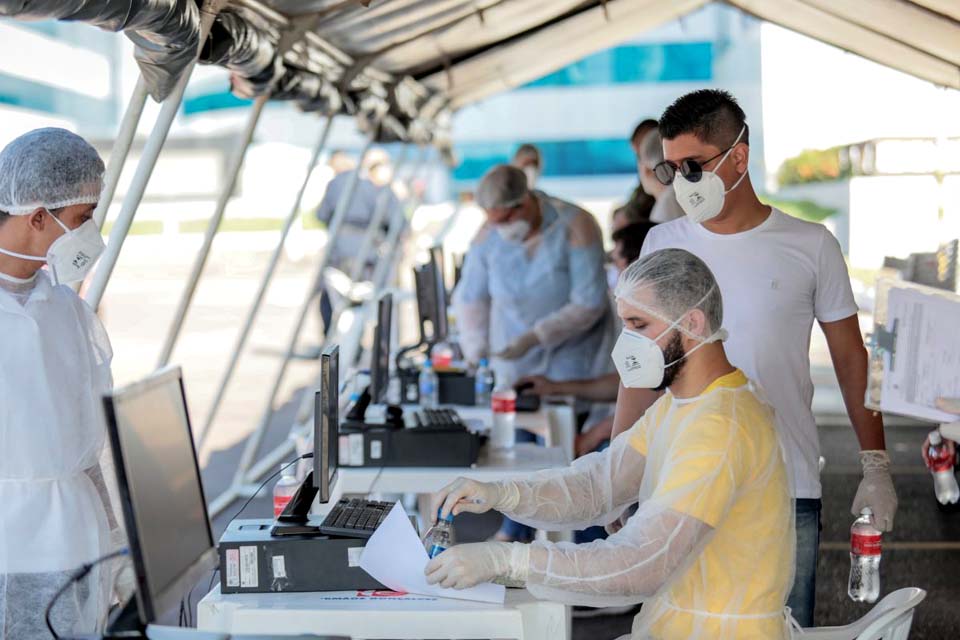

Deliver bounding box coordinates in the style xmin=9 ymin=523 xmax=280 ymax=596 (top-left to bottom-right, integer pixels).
xmin=880 ymin=287 xmax=960 ymax=423
xmin=359 ymin=502 xmax=506 ymax=604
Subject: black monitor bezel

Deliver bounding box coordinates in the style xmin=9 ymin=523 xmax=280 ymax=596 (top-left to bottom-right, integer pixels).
xmin=313 ymin=344 xmax=339 ymax=503
xmin=370 ymin=292 xmax=393 ymax=404
xmin=414 ymin=248 xmax=448 ymax=345
xmin=102 ymin=365 xmax=217 ymax=625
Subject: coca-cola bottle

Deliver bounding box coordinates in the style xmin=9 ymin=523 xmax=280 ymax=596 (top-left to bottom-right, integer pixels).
xmin=848 ymin=507 xmax=881 ymax=603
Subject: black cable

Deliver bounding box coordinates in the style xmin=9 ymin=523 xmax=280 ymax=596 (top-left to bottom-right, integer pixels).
xmin=45 ymin=548 xmax=129 ymax=640
xmin=229 ymin=453 xmax=313 ymax=523
xmin=207 ymin=567 xmax=221 ymax=596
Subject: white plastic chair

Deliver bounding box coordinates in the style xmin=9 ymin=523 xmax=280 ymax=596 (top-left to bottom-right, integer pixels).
xmin=796 ymin=588 xmax=926 ymax=639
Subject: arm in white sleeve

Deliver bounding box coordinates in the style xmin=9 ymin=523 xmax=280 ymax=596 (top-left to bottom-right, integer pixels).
xmin=521 ymin=504 xmax=713 ymax=607
xmin=532 ymin=210 xmax=609 ymax=347
xmin=452 ymin=227 xmax=493 ymax=363
xmin=494 ymin=427 xmax=646 ymax=531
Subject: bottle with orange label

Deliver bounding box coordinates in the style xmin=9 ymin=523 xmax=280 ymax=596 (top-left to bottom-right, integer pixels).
xmin=848 ymin=507 xmax=881 ymax=603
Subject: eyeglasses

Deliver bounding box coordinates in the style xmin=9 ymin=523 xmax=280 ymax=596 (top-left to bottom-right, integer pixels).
xmin=653 ymin=145 xmax=735 ymax=186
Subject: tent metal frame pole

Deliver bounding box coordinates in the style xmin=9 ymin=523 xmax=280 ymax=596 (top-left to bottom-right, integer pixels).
xmin=93 ymin=76 xmax=149 ymax=230
xmin=207 ymin=143 xmax=426 ymax=518
xmin=216 ymin=133 xmax=376 ymax=497
xmin=157 ymin=94 xmax=269 ymax=368
xmin=85 ymin=0 xmax=225 ymax=311
xmin=291 ymin=146 xmax=424 ymax=425
xmin=195 ymin=114 xmax=336 ymax=449
xmin=84 ymin=65 xmax=194 ymax=311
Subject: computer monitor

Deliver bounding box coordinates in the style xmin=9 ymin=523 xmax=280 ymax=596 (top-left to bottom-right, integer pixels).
xmin=431 ymin=245 xmax=447 ymax=293
xmin=414 ymin=250 xmax=448 ymax=345
xmin=102 ymin=366 xmax=217 ymax=626
xmin=313 ymin=344 xmax=340 ymax=504
xmin=370 ymin=293 xmax=393 ymax=404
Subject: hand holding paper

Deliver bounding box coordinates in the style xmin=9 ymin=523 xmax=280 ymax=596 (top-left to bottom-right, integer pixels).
xmin=359 ymin=502 xmax=505 ymax=604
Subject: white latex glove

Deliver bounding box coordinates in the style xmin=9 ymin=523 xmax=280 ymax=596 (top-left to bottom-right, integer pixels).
xmin=431 ymin=477 xmax=520 ymax=523
xmin=936 ymin=397 xmax=960 ymax=442
xmin=852 ymin=450 xmax=898 ymax=532
xmin=424 ymin=542 xmax=529 ymax=590
xmin=495 ymin=331 xmax=539 ymax=360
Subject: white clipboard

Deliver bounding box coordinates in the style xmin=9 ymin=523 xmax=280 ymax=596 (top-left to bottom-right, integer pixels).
xmin=866 ymin=278 xmax=960 ymax=424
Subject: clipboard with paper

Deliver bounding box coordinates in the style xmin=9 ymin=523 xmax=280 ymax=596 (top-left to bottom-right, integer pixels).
xmin=866 ymin=278 xmax=960 ymax=424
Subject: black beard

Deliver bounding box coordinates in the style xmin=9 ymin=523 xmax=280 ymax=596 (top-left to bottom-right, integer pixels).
xmin=655 ymin=330 xmax=686 ymax=392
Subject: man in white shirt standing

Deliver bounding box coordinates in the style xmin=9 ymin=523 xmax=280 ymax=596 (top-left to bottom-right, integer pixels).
xmin=608 ymin=90 xmax=897 ymax=627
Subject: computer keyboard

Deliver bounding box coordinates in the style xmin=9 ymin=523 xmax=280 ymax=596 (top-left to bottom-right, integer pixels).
xmin=413 ymin=407 xmax=465 ymax=429
xmin=319 ymin=497 xmax=395 ymax=539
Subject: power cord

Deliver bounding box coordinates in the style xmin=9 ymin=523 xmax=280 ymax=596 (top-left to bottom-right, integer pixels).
xmin=228 ymin=453 xmax=313 ymax=523
xmin=45 ymin=548 xmax=129 ymax=640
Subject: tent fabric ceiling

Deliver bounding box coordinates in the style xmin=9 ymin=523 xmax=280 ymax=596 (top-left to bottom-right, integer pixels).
xmin=1 ymin=0 xmax=958 ymax=131
xmin=251 ymin=0 xmax=960 ymax=113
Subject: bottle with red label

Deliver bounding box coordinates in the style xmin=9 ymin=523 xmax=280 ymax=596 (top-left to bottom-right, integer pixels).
xmin=848 ymin=507 xmax=881 ymax=603
xmin=273 ymin=467 xmax=299 ymax=519
xmin=925 ymin=430 xmax=959 ymax=505
xmin=490 ymin=384 xmax=517 ymax=452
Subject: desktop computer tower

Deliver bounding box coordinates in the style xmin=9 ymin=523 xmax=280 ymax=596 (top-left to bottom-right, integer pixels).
xmin=218 ymin=519 xmax=385 ymax=594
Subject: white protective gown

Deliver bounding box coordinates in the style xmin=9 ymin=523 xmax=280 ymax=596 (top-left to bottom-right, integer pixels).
xmin=0 ymin=271 xmax=121 ymax=639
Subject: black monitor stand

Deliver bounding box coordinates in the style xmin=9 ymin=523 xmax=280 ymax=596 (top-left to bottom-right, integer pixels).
xmin=269 ymin=471 xmax=323 ymax=537
xmin=104 ymin=597 xmax=146 ymax=638
xmin=345 ymin=385 xmax=404 ymax=428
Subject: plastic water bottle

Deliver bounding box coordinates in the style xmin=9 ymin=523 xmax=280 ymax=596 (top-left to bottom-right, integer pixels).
xmin=491 ymin=384 xmax=517 ymax=451
xmin=273 ymin=467 xmax=299 ymax=518
xmin=475 ymin=358 xmax=495 ymax=407
xmin=848 ymin=507 xmax=881 ymax=603
xmin=419 ymin=358 xmax=439 ymax=408
xmin=422 ymin=508 xmax=455 ymax=558
xmin=926 ymin=431 xmax=959 ymax=505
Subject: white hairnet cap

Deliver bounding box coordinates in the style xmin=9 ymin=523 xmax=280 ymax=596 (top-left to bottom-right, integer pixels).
xmin=476 ymin=164 xmax=528 ymax=210
xmin=614 ymin=247 xmax=724 ymax=340
xmin=0 ymin=128 xmax=105 ymax=215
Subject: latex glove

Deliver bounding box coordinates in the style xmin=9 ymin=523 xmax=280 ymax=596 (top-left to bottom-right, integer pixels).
xmin=515 ymin=375 xmax=557 ymax=397
xmin=495 ymin=331 xmax=539 ymax=360
xmin=936 ymin=397 xmax=960 ymax=442
xmin=431 ymin=477 xmax=520 ymax=523
xmin=424 ymin=542 xmax=529 ymax=590
xmin=852 ymin=450 xmax=898 ymax=532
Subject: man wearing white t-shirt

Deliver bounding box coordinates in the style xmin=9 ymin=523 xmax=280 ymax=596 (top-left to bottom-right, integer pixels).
xmin=609 ymin=90 xmax=897 ymax=627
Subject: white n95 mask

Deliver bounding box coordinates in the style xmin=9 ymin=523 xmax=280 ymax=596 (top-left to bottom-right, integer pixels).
xmin=673 ymin=125 xmax=747 ymax=224
xmin=611 ymin=328 xmax=673 ymax=389
xmin=497 ymin=219 xmax=531 ymax=243
xmin=611 ymin=317 xmax=725 ymax=389
xmin=0 ymin=212 xmax=105 ymax=285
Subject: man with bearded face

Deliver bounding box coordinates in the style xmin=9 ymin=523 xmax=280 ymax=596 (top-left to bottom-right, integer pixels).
xmin=422 ymin=248 xmax=796 ymax=640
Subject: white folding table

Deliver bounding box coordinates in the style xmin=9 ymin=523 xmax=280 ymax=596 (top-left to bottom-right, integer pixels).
xmin=197 ymin=586 xmax=570 ymax=640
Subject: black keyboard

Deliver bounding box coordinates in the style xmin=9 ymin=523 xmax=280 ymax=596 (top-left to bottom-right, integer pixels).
xmin=319 ymin=498 xmax=395 ymax=539
xmin=413 ymin=408 xmax=464 ymax=429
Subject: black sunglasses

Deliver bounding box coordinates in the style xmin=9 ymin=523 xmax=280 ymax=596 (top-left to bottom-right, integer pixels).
xmin=653 ymin=145 xmax=735 ymax=186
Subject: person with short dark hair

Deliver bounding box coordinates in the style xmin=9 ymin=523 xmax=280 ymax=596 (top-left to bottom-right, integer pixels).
xmin=608 ymin=89 xmax=896 ymax=627
xmin=638 ymin=129 xmax=685 ymax=223
xmin=622 ymin=119 xmax=659 ymax=222
xmin=611 ymin=221 xmax=655 ymax=273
